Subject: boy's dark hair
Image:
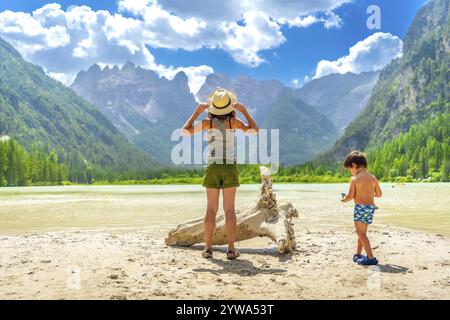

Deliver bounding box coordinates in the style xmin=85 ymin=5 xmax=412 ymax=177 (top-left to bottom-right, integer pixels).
xmin=344 ymin=150 xmax=367 ymax=169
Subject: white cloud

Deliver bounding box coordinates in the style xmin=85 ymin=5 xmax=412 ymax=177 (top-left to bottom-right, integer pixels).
xmin=118 ymin=0 xmax=151 ymax=16
xmin=223 ymin=11 xmax=285 ymax=66
xmin=322 ymin=12 xmax=343 ymax=29
xmin=291 ymin=75 xmax=312 ymax=89
xmin=0 ymin=0 xmax=352 ymax=91
xmin=291 ymin=78 xmax=301 ymax=88
xmin=0 ymin=4 xmax=163 ymax=85
xmin=160 ymin=65 xmax=214 ymax=95
xmin=281 ymin=12 xmax=343 ymax=29
xmin=284 ymin=15 xmax=318 ymax=28
xmin=118 ymin=2 xmax=286 ymax=65
xmin=0 ymin=9 xmax=70 ymax=51
xmin=153 ymin=0 xmax=243 ymax=21
xmin=48 ymin=72 xmax=76 ymax=85
xmin=313 ymin=32 xmax=403 ymax=79
xmin=248 ymin=0 xmax=351 ymax=21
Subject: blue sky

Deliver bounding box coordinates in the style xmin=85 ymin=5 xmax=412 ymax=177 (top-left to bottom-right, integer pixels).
xmin=152 ymin=0 xmax=426 ymax=82
xmin=0 ymin=0 xmax=427 ymax=92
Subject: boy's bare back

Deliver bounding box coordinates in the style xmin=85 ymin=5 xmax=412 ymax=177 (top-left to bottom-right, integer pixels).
xmin=351 ymin=171 xmax=382 ymax=205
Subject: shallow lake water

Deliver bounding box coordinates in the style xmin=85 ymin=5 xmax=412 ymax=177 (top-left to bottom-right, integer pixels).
xmin=0 ymin=183 xmax=449 ymax=237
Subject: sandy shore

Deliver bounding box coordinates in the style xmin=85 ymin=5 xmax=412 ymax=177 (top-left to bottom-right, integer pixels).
xmin=1 ymin=225 xmax=449 ymax=300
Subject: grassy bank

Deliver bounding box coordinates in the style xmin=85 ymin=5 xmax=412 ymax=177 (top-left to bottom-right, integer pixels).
xmin=2 ymin=171 xmax=446 ymax=187
xmin=86 ymin=175 xmax=442 ymax=186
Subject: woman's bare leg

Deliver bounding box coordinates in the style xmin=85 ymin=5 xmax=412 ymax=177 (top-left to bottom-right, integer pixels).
xmin=222 ymin=187 xmax=237 ymax=251
xmin=204 ymin=188 xmax=220 ymax=251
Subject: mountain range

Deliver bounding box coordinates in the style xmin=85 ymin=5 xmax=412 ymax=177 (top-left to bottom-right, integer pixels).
xmin=196 ymin=73 xmax=342 ymax=164
xmin=2 ymin=0 xmax=445 ymax=179
xmin=0 ymin=37 xmax=159 ymax=182
xmin=293 ymin=71 xmax=380 ymax=132
xmin=324 ymin=0 xmax=449 ymax=164
xmin=72 ymin=63 xmax=194 ymax=164
xmin=72 ymin=64 xmax=379 ymax=164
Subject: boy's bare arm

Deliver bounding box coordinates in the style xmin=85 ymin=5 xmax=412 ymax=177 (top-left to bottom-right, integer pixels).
xmin=341 ymin=178 xmax=356 ymax=202
xmin=374 ymin=179 xmax=382 ymax=198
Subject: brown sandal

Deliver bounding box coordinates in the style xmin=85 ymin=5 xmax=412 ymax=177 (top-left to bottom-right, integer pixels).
xmin=202 ymin=249 xmax=213 ymax=259
xmin=226 ymin=249 xmax=240 ymax=260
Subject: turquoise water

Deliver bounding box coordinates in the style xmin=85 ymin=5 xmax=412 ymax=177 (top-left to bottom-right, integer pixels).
xmin=0 ymin=183 xmax=449 ymax=237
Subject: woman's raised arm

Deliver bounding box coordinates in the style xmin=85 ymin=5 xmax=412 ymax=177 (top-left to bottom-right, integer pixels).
xmin=182 ymin=103 xmax=209 ymax=135
xmin=232 ymin=102 xmax=259 ymax=134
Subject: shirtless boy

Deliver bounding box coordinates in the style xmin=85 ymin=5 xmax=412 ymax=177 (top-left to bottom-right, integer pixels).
xmin=341 ymin=151 xmax=382 ymax=266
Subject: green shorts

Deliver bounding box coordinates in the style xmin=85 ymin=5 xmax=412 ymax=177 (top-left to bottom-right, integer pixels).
xmin=202 ymin=163 xmax=240 ymax=189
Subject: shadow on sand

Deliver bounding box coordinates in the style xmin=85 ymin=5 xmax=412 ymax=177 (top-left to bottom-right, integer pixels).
xmin=364 ymin=264 xmax=409 ymax=274
xmin=178 ymin=245 xmax=289 ymax=276
xmin=193 ymin=258 xmax=287 ymax=276
xmin=181 ymin=244 xmax=294 ymax=261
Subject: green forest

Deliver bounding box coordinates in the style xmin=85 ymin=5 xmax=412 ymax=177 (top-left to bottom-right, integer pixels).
xmin=0 ymin=36 xmax=161 ymax=185
xmin=0 ymin=137 xmax=206 ymax=186
xmin=0 ymin=138 xmax=67 ymax=186
xmin=368 ymin=113 xmax=449 ymax=182
xmin=0 ymin=0 xmax=448 ymax=187
xmin=2 ymin=112 xmax=448 ymax=186
xmin=284 ymin=113 xmax=449 ymax=183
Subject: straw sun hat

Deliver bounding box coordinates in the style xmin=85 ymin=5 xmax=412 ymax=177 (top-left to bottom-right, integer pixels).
xmin=207 ymin=88 xmax=237 ymax=116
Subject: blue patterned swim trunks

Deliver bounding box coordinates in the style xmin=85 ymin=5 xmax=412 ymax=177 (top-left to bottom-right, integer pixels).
xmin=354 ymin=204 xmax=375 ymax=225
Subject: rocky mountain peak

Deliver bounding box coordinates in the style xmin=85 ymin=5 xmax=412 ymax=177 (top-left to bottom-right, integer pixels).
xmin=173 ymin=71 xmax=188 ymax=85
xmin=122 ymin=61 xmax=136 ymax=72
xmin=403 ymin=0 xmax=449 ymax=52
xmin=88 ymin=63 xmax=102 ymax=73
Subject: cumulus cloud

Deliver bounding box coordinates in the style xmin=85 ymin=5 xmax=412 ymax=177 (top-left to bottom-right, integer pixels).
xmin=150 ymin=0 xmax=243 ymax=22
xmin=223 ymin=11 xmax=285 ymax=66
xmin=0 ymin=9 xmax=70 ymax=53
xmin=161 ymin=65 xmax=214 ymax=95
xmin=118 ymin=0 xmax=151 ymax=16
xmin=291 ymin=78 xmax=302 ymax=88
xmin=48 ymin=72 xmax=76 ymax=86
xmin=290 ymin=75 xmax=313 ymax=89
xmin=248 ymin=0 xmax=350 ymax=20
xmin=281 ymin=12 xmax=343 ymax=29
xmin=117 ymin=1 xmax=286 ymax=66
xmin=0 ymin=0 xmax=352 ymax=91
xmin=314 ymin=32 xmax=403 ymax=79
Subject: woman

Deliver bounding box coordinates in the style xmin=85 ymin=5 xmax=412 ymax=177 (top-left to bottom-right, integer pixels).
xmin=182 ymin=88 xmax=259 ymax=260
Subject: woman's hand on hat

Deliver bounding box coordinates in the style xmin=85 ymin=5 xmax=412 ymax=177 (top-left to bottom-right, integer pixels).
xmin=233 ymin=102 xmax=246 ymax=113
xmin=195 ymin=103 xmax=209 ymax=115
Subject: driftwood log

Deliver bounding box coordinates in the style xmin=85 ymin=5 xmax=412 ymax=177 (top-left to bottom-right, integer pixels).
xmin=165 ymin=166 xmax=298 ymax=253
